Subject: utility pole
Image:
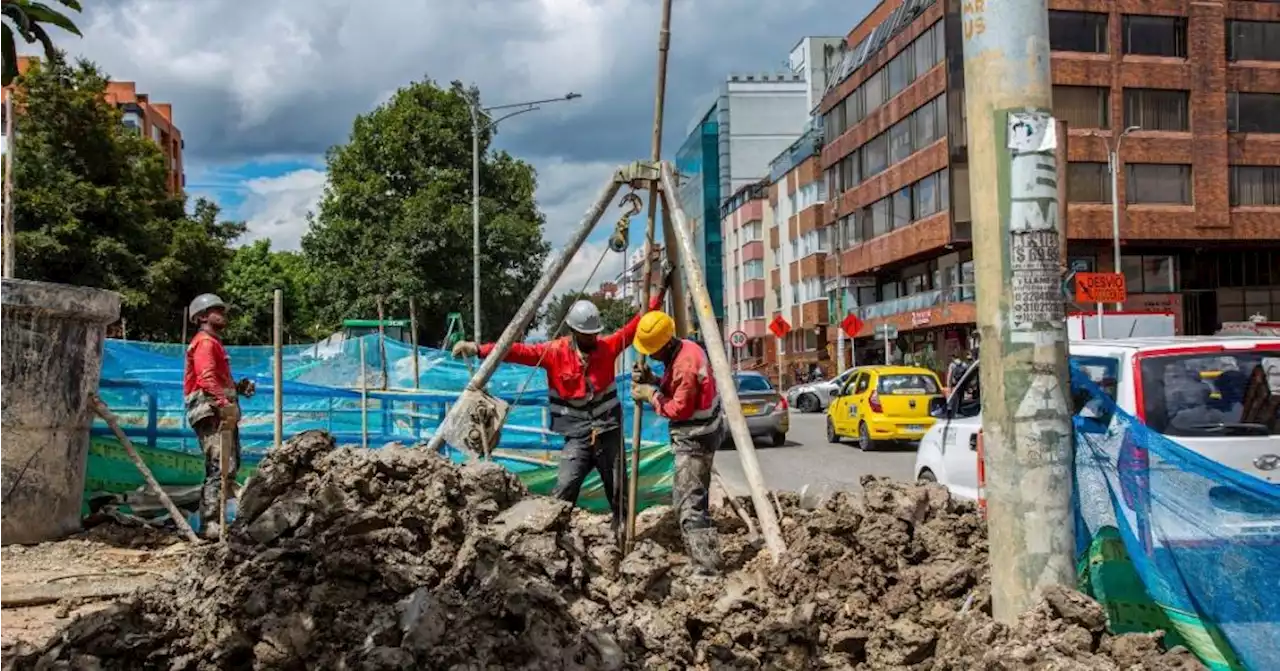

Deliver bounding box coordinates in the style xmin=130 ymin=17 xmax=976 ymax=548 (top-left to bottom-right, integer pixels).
xmin=833 ymin=192 xmax=846 ymax=374
xmin=1109 ymin=125 xmax=1139 ymax=312
xmin=961 ymin=0 xmax=1076 ymax=622
xmin=3 ymin=94 xmax=16 ymax=279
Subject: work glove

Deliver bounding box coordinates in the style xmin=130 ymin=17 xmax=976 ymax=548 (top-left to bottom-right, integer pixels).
xmin=631 ymin=383 xmax=657 ymax=403
xmin=451 ymin=340 xmax=479 ymax=358
xmin=236 ymin=378 xmax=256 ymax=398
xmin=631 ymin=364 xmax=658 ymax=386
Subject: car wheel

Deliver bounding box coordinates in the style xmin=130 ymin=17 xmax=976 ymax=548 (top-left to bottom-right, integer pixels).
xmin=858 ymin=422 xmax=875 ymax=451
xmin=917 ymin=468 xmax=937 ymax=484
xmin=798 ymin=393 xmax=819 ymax=413
xmin=771 ymin=431 xmax=786 ymax=447
xmin=826 ymin=417 xmax=841 ymax=444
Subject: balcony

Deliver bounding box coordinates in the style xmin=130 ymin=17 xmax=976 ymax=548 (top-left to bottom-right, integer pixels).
xmin=850 ymin=285 xmax=976 ymax=336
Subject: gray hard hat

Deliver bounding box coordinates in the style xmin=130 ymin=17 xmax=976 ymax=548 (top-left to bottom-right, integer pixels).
xmin=564 ymin=299 xmax=603 ymax=334
xmin=188 ymin=293 xmax=227 ymax=322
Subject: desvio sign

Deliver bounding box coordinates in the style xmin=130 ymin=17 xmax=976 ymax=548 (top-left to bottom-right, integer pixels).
xmin=1074 ymin=272 xmax=1127 ymax=304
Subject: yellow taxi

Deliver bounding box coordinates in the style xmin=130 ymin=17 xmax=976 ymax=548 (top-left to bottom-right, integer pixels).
xmin=825 ymin=365 xmax=944 ymax=451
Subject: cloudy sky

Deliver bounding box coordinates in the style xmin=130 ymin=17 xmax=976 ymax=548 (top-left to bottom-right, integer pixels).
xmin=53 ymin=0 xmax=873 ymax=299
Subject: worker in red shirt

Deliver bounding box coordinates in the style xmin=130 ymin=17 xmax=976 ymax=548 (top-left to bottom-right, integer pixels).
xmin=183 ymin=294 xmax=255 ymax=539
xmin=450 ymin=279 xmax=669 ymax=526
xmin=630 ymin=310 xmax=724 ymax=575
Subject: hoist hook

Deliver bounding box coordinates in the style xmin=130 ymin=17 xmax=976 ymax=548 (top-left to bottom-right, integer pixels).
xmin=608 ymin=191 xmax=644 ymax=253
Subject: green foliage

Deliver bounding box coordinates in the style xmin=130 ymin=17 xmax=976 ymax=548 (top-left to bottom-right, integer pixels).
xmin=9 ymin=55 xmax=245 ymax=341
xmin=302 ymin=78 xmax=550 ymax=344
xmin=2 ymin=0 xmax=81 ymax=86
xmin=540 ymin=291 xmax=635 ymax=336
xmin=218 ymin=239 xmax=324 ymax=345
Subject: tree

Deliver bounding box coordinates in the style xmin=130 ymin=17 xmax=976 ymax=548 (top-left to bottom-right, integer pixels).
xmin=540 ymin=292 xmax=635 ymax=336
xmin=2 ymin=0 xmax=82 ymax=86
xmin=9 ymin=55 xmax=245 ymax=340
xmin=302 ymin=78 xmax=550 ymax=345
xmin=218 ymin=239 xmax=323 ymax=345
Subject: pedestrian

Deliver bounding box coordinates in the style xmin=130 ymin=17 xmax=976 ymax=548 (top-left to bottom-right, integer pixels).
xmin=184 ymin=294 xmax=255 ymax=539
xmin=450 ymin=277 xmax=670 ymax=529
xmin=630 ymin=310 xmax=724 ymax=576
xmin=946 ymin=352 xmax=970 ymax=390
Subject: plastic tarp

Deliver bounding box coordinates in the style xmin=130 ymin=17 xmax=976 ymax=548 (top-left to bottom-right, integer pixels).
xmin=1071 ymin=363 xmax=1280 ymax=671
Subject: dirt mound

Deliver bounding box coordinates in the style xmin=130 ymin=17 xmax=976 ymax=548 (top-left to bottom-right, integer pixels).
xmin=9 ymin=431 xmax=1203 ymax=670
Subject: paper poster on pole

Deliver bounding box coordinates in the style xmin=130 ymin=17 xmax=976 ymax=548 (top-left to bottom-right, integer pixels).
xmin=1006 ymin=113 xmax=1065 ymax=342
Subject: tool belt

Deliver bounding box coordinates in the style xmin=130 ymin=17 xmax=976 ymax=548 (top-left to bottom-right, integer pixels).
xmin=185 ymin=387 xmax=238 ymax=428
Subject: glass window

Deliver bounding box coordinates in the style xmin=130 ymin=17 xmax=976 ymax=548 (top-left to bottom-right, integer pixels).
xmin=887 ymin=48 xmax=915 ymax=98
xmin=864 ymin=70 xmax=886 ymax=113
xmin=849 ymin=87 xmax=866 ymax=124
xmin=1123 ymin=15 xmax=1188 ymax=57
xmin=934 ymin=19 xmax=945 ymax=65
xmin=862 ymin=133 xmax=889 ymax=177
xmin=915 ymin=172 xmax=939 ymax=218
xmin=1126 ymin=164 xmax=1192 ymax=204
xmin=915 ymin=25 xmax=937 ymax=70
xmin=871 ymin=198 xmax=892 ymax=237
xmin=1137 ymin=348 xmax=1280 ymax=438
xmin=892 ymin=187 xmax=913 ymax=230
xmin=1068 ymin=162 xmax=1112 ymax=203
xmin=939 ymin=167 xmax=950 ymax=211
xmin=1054 ymin=86 xmax=1110 ymax=129
xmin=1124 ymin=88 xmax=1189 ymax=131
xmin=743 ymin=259 xmax=765 ymax=279
xmin=743 ymin=221 xmax=763 ymax=241
xmin=1227 ymin=20 xmax=1280 ymax=62
xmin=878 ymin=373 xmax=940 ymax=395
xmin=890 ymin=118 xmax=913 ymax=163
xmin=914 ymin=97 xmax=940 ymax=148
xmin=736 ymin=373 xmax=773 ymax=392
xmin=1230 ymin=166 xmax=1280 ymax=206
xmin=1050 ymin=11 xmax=1109 ymax=53
xmin=744 ymin=299 xmax=766 ymax=319
xmin=1227 ymin=92 xmax=1280 ymax=133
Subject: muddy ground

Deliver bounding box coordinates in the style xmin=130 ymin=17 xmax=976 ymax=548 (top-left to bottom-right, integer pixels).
xmin=5 ymin=431 xmax=1204 ymax=670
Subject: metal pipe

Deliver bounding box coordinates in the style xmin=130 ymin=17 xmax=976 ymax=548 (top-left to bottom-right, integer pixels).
xmin=273 ymin=289 xmax=284 ymax=449
xmin=425 ymin=173 xmax=623 ymax=453
xmin=409 ymin=297 xmax=420 ymax=389
xmin=359 ymin=338 xmax=369 ymax=450
xmin=472 ymin=102 xmax=483 ymax=343
xmin=961 ymin=0 xmax=1075 ymax=621
xmin=659 ymin=161 xmax=786 ymax=561
xmin=376 ymin=295 xmax=388 ymax=390
xmin=1109 ymin=126 xmax=1138 ymax=312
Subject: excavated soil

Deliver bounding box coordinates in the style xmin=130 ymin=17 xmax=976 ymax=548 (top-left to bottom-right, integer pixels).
xmin=7 ymin=430 xmax=1204 ymax=670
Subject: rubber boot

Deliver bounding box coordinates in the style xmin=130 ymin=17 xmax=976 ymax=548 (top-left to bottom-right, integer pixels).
xmin=684 ymin=527 xmax=722 ymax=576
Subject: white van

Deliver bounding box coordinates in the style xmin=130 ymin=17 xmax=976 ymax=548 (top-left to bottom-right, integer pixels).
xmin=914 ymin=336 xmax=1280 ymax=501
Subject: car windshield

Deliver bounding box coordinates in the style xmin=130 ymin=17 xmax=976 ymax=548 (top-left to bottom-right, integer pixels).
xmin=1138 ymin=348 xmax=1280 ymax=437
xmin=736 ymin=375 xmax=774 ymax=392
xmin=878 ymin=374 xmax=940 ymax=395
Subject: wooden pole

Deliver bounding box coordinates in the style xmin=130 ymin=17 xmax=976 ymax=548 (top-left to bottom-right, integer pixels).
xmin=409 ymin=297 xmax=420 ymax=390
xmin=2 ymin=95 xmax=16 ymax=279
xmin=89 ymin=395 xmax=201 ymax=544
xmin=359 ymin=338 xmax=369 ymax=449
xmin=273 ymin=289 xmax=284 ymax=449
xmin=376 ymin=296 xmax=388 ymax=390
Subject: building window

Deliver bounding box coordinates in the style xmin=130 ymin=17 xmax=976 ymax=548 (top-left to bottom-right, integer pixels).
xmin=887 ymin=49 xmax=915 ymax=99
xmin=871 ymin=198 xmax=891 ymax=237
xmin=1121 ymin=255 xmax=1178 ymax=293
xmin=1049 ymin=11 xmax=1108 ymax=53
xmin=1124 ymin=88 xmax=1189 ymax=131
xmin=1067 ymin=162 xmax=1112 ymax=203
xmin=1227 ymin=20 xmax=1280 ymax=62
xmin=934 ymin=20 xmax=945 ymax=65
xmin=1053 ymin=86 xmax=1109 ymax=129
xmin=889 ymin=118 xmax=913 ymax=163
xmin=1227 ymin=92 xmax=1280 ymax=133
xmin=913 ymin=95 xmax=944 ymax=150
xmin=1122 ymin=15 xmax=1187 ymax=58
xmin=915 ymin=23 xmax=937 ymax=69
xmin=745 ymin=299 xmax=766 ymax=319
xmin=1230 ymin=166 xmax=1280 ymax=206
xmin=1126 ymin=164 xmax=1191 ymax=204
xmin=864 ymin=70 xmax=886 ymax=114
xmin=915 ymin=172 xmax=940 ymax=218
xmin=743 ymin=221 xmax=763 ymax=241
xmin=121 ymin=111 xmax=142 ymax=131
xmin=891 ymin=188 xmax=912 ymax=230
xmin=743 ymin=259 xmax=765 ymax=280
xmin=862 ymin=133 xmax=889 ymax=177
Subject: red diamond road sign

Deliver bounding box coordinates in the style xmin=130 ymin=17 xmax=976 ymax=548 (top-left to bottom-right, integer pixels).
xmin=768 ymin=315 xmax=792 ymax=339
xmin=840 ymin=313 xmax=864 ymax=339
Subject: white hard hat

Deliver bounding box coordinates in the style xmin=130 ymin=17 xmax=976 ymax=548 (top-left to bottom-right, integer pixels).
xmin=564 ymin=299 xmax=603 ymax=334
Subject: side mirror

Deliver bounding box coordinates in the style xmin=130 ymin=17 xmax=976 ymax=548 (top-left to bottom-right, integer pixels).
xmin=928 ymin=396 xmax=948 ymax=418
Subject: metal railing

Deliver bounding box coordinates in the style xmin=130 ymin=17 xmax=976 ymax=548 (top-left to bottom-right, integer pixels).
xmin=854 ymin=284 xmax=975 ymax=321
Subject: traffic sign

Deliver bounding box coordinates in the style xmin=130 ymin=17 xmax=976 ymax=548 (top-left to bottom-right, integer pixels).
xmin=1075 ymin=272 xmax=1127 ymax=304
xmin=840 ymin=313 xmax=864 ymax=338
xmin=768 ymin=315 xmax=792 ymax=339
xmin=874 ymin=324 xmax=898 ymax=339
xmin=729 ymin=330 xmax=748 ymax=348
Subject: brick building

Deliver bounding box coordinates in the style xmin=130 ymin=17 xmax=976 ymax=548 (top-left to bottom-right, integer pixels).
xmin=3 ymin=56 xmax=184 ymax=195
xmin=815 ymin=0 xmax=1280 ymax=370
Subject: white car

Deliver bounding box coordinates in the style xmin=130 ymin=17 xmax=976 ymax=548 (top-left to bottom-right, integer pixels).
xmin=915 ymin=336 xmax=1280 ymax=502
xmin=787 ymin=367 xmax=862 ymax=413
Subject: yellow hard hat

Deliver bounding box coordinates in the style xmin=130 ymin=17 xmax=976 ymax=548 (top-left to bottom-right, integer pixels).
xmin=634 ymin=310 xmax=675 ymax=356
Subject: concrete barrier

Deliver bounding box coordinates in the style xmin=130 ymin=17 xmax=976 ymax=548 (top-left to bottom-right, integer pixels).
xmin=2 ymin=279 xmax=120 ymax=545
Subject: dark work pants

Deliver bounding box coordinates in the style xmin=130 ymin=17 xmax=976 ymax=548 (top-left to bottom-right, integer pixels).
xmin=671 ymin=424 xmax=723 ymax=533
xmin=195 ymin=415 xmax=241 ymax=527
xmin=554 ymin=427 xmax=624 ymax=520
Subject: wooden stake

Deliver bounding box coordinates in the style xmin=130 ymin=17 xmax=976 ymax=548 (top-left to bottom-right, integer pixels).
xmin=273 ymin=289 xmax=283 ymax=449
xmin=88 ymin=395 xmax=200 ymax=544
xmin=409 ymin=297 xmax=420 ymax=390
xmin=376 ymin=296 xmax=388 ymax=390
xmin=360 ymin=338 xmax=369 ymax=449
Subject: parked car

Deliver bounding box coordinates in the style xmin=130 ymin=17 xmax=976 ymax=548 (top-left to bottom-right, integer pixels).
xmin=727 ymin=371 xmax=789 ymax=447
xmin=826 ymin=366 xmax=943 ymax=450
xmin=914 ymin=336 xmax=1280 ymax=502
xmin=787 ymin=367 xmax=861 ymax=413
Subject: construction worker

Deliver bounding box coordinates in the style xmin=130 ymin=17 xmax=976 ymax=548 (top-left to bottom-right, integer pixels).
xmin=630 ymin=310 xmax=724 ymax=575
xmin=184 ymin=294 xmax=255 ymax=539
xmin=450 ymin=282 xmax=669 ymax=525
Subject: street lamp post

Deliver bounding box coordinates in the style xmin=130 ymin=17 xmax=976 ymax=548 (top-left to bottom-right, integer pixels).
xmin=469 ymin=92 xmax=582 ymax=341
xmin=1109 ymin=125 xmax=1140 ymax=313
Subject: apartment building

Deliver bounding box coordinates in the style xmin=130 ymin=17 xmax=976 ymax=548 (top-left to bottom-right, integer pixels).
xmin=815 ymin=0 xmax=1280 ymax=372
xmin=3 ymin=56 xmax=184 ymax=195
xmin=721 ymin=181 xmax=770 ymax=372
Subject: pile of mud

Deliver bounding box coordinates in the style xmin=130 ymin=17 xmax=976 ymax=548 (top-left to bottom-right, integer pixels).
xmin=11 ymin=431 xmax=1203 ymax=670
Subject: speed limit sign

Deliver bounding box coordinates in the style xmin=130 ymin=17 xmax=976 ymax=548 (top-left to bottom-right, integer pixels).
xmin=729 ymin=330 xmax=748 ymax=349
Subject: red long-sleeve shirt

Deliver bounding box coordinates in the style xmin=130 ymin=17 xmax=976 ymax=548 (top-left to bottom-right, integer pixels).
xmin=184 ymin=330 xmax=235 ymax=405
xmin=652 ymin=339 xmax=711 ymax=421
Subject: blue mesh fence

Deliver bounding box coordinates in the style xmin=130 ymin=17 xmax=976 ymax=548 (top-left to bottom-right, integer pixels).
xmin=1070 ymin=362 xmax=1280 ymax=671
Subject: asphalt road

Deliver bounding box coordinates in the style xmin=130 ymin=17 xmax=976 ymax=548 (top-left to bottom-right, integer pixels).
xmin=713 ymin=411 xmax=919 ymax=497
